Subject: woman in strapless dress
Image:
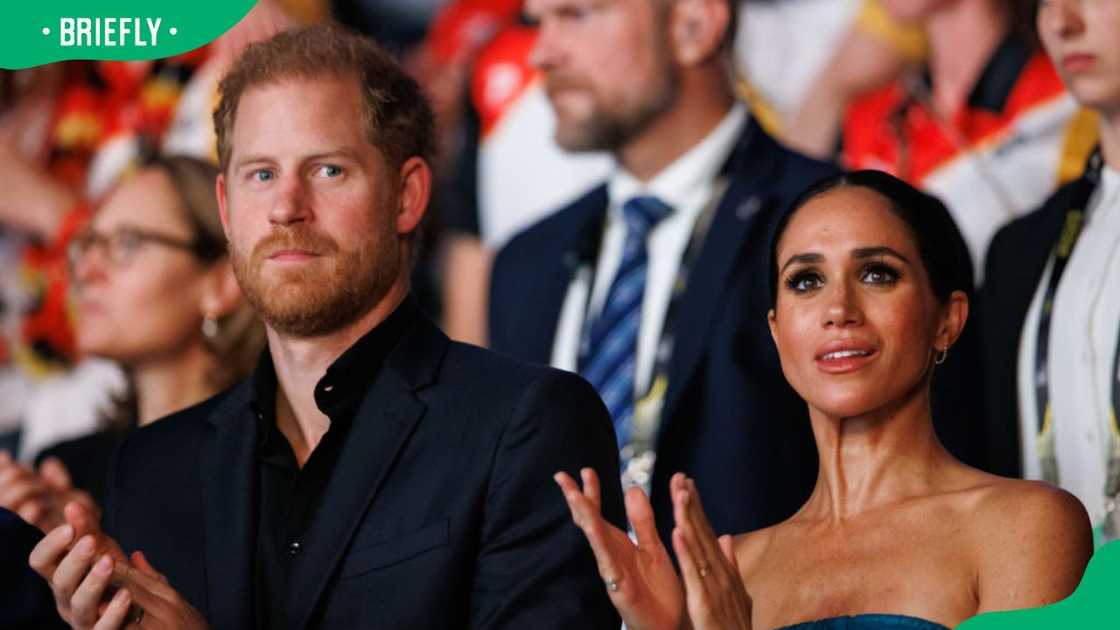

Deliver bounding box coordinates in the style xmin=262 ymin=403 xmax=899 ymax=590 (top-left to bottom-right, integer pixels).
xmin=555 ymin=170 xmax=1092 ymax=630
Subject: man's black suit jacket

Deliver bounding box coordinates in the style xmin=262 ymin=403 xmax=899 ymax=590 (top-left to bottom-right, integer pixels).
xmin=105 ymin=315 xmax=625 ymax=629
xmin=490 ymin=119 xmax=986 ymax=547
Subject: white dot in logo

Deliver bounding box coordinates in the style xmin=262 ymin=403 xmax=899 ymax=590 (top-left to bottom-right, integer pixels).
xmin=169 ymin=27 xmax=178 ymax=36
xmin=42 ymin=27 xmax=50 ymax=35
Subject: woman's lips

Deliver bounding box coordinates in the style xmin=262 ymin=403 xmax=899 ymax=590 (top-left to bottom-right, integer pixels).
xmin=814 ymin=342 xmax=878 ymax=374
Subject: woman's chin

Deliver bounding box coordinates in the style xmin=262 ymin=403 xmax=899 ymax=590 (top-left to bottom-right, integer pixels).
xmin=807 ymin=391 xmax=891 ymax=420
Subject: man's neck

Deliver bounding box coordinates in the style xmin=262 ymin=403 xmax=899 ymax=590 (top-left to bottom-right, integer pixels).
xmin=617 ymin=77 xmax=735 ymax=182
xmin=267 ymin=281 xmax=408 ymax=467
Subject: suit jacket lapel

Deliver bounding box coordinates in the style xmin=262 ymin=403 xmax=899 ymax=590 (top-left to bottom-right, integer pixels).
xmin=200 ymin=385 xmax=260 ymax=630
xmin=661 ymin=121 xmax=780 ymax=421
xmin=519 ymin=186 xmax=609 ymax=364
xmin=285 ymin=319 xmax=448 ymax=630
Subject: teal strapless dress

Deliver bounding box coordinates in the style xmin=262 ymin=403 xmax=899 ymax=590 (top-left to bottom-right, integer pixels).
xmin=776 ymin=614 xmax=950 ymax=630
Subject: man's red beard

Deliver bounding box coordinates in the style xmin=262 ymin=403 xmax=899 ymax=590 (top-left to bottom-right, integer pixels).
xmin=230 ymin=224 xmax=399 ymax=338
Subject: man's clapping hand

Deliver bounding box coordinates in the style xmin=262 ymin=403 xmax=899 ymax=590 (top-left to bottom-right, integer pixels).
xmin=28 ymin=501 xmax=208 ymax=629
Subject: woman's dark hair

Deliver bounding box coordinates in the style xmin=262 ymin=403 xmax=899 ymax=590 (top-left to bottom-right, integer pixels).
xmin=768 ymin=170 xmax=973 ymax=308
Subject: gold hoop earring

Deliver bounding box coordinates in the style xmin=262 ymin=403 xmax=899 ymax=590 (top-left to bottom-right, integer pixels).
xmin=934 ymin=347 xmax=948 ymax=365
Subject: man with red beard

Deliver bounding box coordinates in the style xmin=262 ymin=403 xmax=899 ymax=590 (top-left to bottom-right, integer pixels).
xmin=28 ymin=26 xmax=624 ymax=630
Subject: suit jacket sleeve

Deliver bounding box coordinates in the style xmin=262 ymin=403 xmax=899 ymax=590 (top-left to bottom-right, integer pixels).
xmin=469 ymin=369 xmax=625 ymax=629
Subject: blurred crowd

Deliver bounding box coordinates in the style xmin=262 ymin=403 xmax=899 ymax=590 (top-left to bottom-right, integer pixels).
xmin=2 ymin=0 xmax=1119 ymax=621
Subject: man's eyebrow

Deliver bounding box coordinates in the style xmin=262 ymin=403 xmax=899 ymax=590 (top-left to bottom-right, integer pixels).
xmin=852 ymin=246 xmax=910 ymax=264
xmin=303 ymin=148 xmax=363 ymax=163
xmin=779 ymin=252 xmax=823 ymax=275
xmin=232 ymin=148 xmax=363 ymax=171
xmin=232 ymin=155 xmax=274 ymax=170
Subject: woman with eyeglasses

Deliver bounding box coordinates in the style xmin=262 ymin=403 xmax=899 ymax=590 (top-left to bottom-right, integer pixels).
xmin=0 ymin=156 xmax=264 ymax=532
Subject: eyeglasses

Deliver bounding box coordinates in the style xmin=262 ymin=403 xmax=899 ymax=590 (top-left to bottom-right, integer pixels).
xmin=67 ymin=226 xmax=201 ymax=271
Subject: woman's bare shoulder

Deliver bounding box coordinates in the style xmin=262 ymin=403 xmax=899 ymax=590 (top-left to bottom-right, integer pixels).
xmin=959 ymin=475 xmax=1092 ymax=611
xmin=966 ymin=475 xmax=1089 ymax=535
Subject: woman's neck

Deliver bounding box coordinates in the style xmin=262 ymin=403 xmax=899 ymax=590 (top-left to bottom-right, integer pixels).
xmin=802 ymin=382 xmax=955 ymax=521
xmin=925 ymin=0 xmax=1010 ymax=119
xmin=131 ymin=343 xmax=219 ymax=426
xmin=1099 ymin=108 xmax=1120 ymax=172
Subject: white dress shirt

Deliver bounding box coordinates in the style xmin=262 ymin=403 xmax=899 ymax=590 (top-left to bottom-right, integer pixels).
xmin=1017 ymin=165 xmax=1120 ymax=526
xmin=550 ymin=104 xmax=748 ymax=396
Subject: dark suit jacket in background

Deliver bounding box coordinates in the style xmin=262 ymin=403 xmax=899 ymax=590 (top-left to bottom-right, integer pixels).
xmin=0 ymin=508 xmax=67 ymax=629
xmin=490 ymin=119 xmax=987 ymax=548
xmin=980 ymin=178 xmax=1079 ymax=477
xmin=106 ymin=316 xmax=625 ymax=630
xmin=491 ymin=120 xmax=832 ymax=546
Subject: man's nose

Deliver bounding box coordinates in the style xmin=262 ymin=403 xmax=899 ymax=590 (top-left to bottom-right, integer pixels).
xmin=528 ymin=19 xmax=562 ymax=72
xmin=269 ymin=173 xmax=310 ymax=227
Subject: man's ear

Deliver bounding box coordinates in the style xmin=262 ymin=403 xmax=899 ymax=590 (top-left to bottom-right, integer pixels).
xmin=396 ymin=156 xmax=431 ymax=236
xmin=216 ymin=173 xmax=232 ymax=242
xmin=199 ymin=258 xmax=244 ymax=321
xmin=669 ymin=0 xmax=730 ymax=66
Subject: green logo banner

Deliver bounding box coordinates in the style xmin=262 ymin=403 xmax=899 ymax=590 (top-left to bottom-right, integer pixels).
xmin=0 ymin=0 xmax=257 ymax=69
xmin=960 ymin=540 xmax=1120 ymax=628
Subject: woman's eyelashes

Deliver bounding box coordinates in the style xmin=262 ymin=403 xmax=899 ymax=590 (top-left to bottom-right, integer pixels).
xmin=859 ymin=262 xmax=901 ymax=286
xmin=784 ymin=262 xmax=902 ymax=294
xmin=785 ymin=268 xmax=824 ymax=293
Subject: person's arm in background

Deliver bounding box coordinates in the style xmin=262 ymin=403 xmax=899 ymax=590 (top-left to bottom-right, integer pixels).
xmin=783 ymin=0 xmax=925 ymax=159
xmin=411 ymin=1 xmax=521 ymax=347
xmin=442 ymin=234 xmax=493 ymax=346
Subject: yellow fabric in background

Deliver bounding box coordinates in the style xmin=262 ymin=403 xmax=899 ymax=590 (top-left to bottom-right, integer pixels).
xmin=1057 ymin=108 xmax=1101 ymax=185
xmin=856 ymin=0 xmax=928 ymax=63
xmin=740 ymin=0 xmax=927 ymax=137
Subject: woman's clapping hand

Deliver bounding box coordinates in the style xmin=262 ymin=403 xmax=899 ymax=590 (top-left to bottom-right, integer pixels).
xmin=670 ymin=473 xmax=754 ymax=630
xmin=554 ymin=468 xmax=684 ymax=630
xmin=555 ymin=469 xmax=756 ymax=630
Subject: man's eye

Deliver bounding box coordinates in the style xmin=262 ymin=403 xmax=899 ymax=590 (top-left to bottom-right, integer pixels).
xmin=252 ymin=169 xmax=274 ymax=182
xmin=317 ymin=165 xmax=343 ymax=178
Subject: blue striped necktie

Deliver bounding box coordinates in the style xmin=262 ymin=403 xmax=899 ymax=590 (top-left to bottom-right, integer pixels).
xmin=580 ymin=196 xmax=672 ymax=447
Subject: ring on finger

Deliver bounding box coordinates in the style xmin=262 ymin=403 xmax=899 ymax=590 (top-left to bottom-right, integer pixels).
xmin=699 ymin=564 xmax=712 ymax=577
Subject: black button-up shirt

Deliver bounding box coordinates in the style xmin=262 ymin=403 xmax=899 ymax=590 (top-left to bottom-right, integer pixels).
xmin=251 ymin=297 xmax=415 ymax=628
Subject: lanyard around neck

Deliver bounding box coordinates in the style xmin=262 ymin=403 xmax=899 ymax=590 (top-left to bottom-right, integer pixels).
xmin=1032 ymin=147 xmax=1120 ymax=493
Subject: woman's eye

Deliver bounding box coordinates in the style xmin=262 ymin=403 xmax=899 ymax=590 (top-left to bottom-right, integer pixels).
xmin=860 ymin=264 xmax=899 ymax=285
xmin=786 ymin=271 xmax=823 ymax=293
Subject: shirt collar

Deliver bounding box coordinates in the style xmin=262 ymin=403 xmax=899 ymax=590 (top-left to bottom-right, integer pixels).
xmin=607 ymin=103 xmax=748 ymax=218
xmin=249 ymin=295 xmax=417 ymax=429
xmin=1092 ymin=165 xmax=1120 ymax=222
